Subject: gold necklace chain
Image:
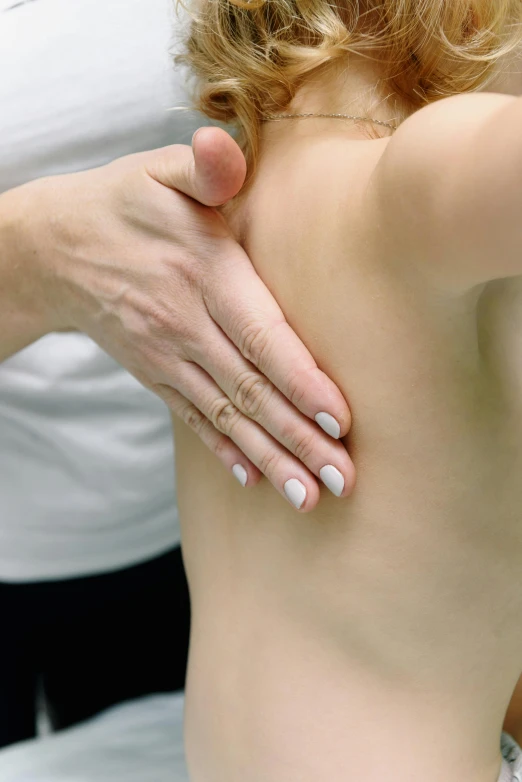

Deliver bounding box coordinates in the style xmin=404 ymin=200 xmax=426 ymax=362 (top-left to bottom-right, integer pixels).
xmin=263 ymin=112 xmax=398 ymax=131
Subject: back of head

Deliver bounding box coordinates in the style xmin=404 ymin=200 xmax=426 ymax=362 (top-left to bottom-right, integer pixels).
xmin=176 ymin=0 xmax=522 ymax=177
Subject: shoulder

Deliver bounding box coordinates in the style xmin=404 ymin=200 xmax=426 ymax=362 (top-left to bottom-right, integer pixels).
xmin=367 ymin=92 xmax=520 ymax=290
xmin=376 ymin=92 xmax=516 ymax=191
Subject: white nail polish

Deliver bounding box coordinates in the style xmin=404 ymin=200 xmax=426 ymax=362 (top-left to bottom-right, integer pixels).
xmin=232 ymin=464 xmax=248 ymax=487
xmin=315 ymin=412 xmax=341 ymax=439
xmin=284 ymin=479 xmax=307 ymax=510
xmin=319 ymin=465 xmax=345 ymax=497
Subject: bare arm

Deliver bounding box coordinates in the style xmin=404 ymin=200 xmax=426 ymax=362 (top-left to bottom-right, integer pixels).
xmin=0 ymin=185 xmax=61 ymax=361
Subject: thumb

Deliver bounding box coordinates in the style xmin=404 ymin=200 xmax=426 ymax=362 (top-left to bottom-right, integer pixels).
xmin=146 ymin=127 xmax=247 ymax=208
xmin=191 ymin=127 xmax=247 ymax=206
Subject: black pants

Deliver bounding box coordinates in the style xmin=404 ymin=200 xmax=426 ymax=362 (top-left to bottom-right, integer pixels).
xmin=0 ymin=546 xmax=191 ymax=749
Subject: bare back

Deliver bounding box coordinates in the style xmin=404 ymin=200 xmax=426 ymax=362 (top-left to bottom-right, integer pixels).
xmin=174 ymin=120 xmax=522 ymax=782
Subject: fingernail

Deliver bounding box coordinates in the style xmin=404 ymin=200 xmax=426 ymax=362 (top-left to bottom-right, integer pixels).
xmin=319 ymin=465 xmax=345 ymax=497
xmin=284 ymin=478 xmax=307 ymax=510
xmin=192 ymin=128 xmax=203 ymax=146
xmin=232 ymin=464 xmax=248 ymax=487
xmin=315 ymin=412 xmax=341 ymax=439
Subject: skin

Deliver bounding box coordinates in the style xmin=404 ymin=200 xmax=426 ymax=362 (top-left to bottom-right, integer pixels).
xmin=505 ymin=673 xmax=522 ymax=745
xmin=174 ymin=59 xmax=522 ymax=782
xmin=0 ymin=135 xmax=354 ymax=510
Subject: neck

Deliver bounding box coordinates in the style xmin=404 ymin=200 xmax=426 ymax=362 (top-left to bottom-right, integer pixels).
xmin=262 ymin=56 xmax=407 ymax=144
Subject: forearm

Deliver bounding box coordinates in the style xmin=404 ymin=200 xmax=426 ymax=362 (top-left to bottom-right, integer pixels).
xmin=0 ymin=183 xmax=60 ymax=361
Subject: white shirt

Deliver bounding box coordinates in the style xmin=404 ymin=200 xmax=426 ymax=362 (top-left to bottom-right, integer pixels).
xmin=0 ymin=693 xmax=189 ymax=781
xmin=0 ymin=0 xmax=201 ymax=581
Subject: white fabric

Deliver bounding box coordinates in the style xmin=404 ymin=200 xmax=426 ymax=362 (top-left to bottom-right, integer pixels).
xmin=0 ymin=693 xmax=189 ymax=781
xmin=0 ymin=0 xmax=203 ymax=580
xmin=501 ymin=734 xmax=522 ymax=782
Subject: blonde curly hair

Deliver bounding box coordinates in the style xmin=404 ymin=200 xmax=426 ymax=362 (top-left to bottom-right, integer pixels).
xmin=176 ymin=1 xmax=522 ymax=174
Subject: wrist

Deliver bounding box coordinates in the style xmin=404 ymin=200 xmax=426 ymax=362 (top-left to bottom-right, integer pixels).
xmin=0 ymin=179 xmax=69 ymax=336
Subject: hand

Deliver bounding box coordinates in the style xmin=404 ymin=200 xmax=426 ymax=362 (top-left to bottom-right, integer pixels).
xmin=19 ymin=127 xmax=355 ymax=510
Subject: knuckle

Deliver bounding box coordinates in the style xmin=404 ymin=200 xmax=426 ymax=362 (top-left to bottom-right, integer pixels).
xmin=208 ymin=398 xmax=240 ymax=434
xmin=237 ymin=320 xmax=273 ymax=366
xmin=125 ymin=286 xmax=194 ymax=347
xmin=214 ymin=434 xmax=232 ymax=460
xmin=291 ymin=431 xmax=316 ymax=464
xmin=175 ymin=250 xmax=205 ymax=291
xmin=233 ymin=372 xmax=272 ymax=419
xmin=146 ymin=304 xmax=177 ymax=337
xmin=258 ymin=448 xmax=281 ymax=478
xmin=181 ymin=404 xmax=206 ymax=434
xmin=127 ymin=299 xmax=175 ymax=347
xmin=285 ymin=369 xmax=308 ymax=407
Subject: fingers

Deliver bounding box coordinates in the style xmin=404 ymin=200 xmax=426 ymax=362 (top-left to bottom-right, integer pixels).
xmin=162 ymin=363 xmax=324 ymax=512
xmin=189 ymin=328 xmax=355 ymax=500
xmin=145 ymin=127 xmax=247 ymax=208
xmin=204 ymin=248 xmax=352 ymax=438
xmin=153 ymin=383 xmax=263 ymax=489
xmin=238 ymin=318 xmax=351 ymax=437
xmin=191 ymin=127 xmax=247 ymax=206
